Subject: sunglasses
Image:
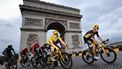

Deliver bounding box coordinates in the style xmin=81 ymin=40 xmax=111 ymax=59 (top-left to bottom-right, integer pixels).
xmin=54 ymin=34 xmax=58 ymax=35
xmin=95 ymin=26 xmax=99 ymax=29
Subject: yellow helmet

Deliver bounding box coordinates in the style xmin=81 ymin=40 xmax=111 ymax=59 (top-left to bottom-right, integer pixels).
xmin=53 ymin=30 xmax=58 ymax=35
xmin=92 ymin=24 xmax=99 ymax=29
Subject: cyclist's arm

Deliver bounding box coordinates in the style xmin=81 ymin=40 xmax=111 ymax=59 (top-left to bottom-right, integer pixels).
xmin=84 ymin=34 xmax=91 ymax=38
xmin=91 ymin=37 xmax=98 ymax=44
xmin=49 ymin=40 xmax=58 ymax=49
xmin=12 ymin=48 xmax=16 ymax=54
xmin=58 ymin=37 xmax=67 ymax=49
xmin=2 ymin=48 xmax=6 ymax=55
xmin=96 ymin=32 xmax=103 ymax=42
xmin=98 ymin=37 xmax=103 ymax=42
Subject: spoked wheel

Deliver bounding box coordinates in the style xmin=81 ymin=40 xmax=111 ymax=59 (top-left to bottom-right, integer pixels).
xmin=5 ymin=59 xmax=11 ymax=69
xmin=60 ymin=53 xmax=73 ymax=69
xmin=100 ymin=48 xmax=117 ymax=63
xmin=46 ymin=55 xmax=55 ymax=69
xmin=6 ymin=60 xmax=17 ymax=69
xmin=82 ymin=50 xmax=94 ymax=64
xmin=11 ymin=61 xmax=17 ymax=69
xmin=39 ymin=57 xmax=46 ymax=68
xmin=26 ymin=59 xmax=31 ymax=67
xmin=20 ymin=59 xmax=25 ymax=67
xmin=5 ymin=64 xmax=10 ymax=69
xmin=31 ymin=57 xmax=38 ymax=68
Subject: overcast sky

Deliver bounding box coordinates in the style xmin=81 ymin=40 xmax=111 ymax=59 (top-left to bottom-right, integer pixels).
xmin=0 ymin=0 xmax=122 ymax=53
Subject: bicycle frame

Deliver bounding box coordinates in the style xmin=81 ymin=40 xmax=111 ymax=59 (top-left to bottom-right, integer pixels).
xmin=96 ymin=40 xmax=110 ymax=56
xmin=55 ymin=47 xmax=64 ymax=61
xmin=47 ymin=45 xmax=67 ymax=63
xmin=82 ymin=39 xmax=117 ymax=64
xmin=86 ymin=39 xmax=109 ymax=56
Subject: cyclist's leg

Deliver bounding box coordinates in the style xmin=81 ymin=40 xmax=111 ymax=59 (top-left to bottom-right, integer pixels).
xmin=51 ymin=43 xmax=59 ymax=54
xmin=91 ymin=42 xmax=96 ymax=56
xmin=86 ymin=40 xmax=96 ymax=56
xmin=51 ymin=46 xmax=55 ymax=54
xmin=86 ymin=38 xmax=96 ymax=56
xmin=91 ymin=42 xmax=100 ymax=59
xmin=50 ymin=46 xmax=56 ymax=61
xmin=86 ymin=40 xmax=92 ymax=49
xmin=50 ymin=44 xmax=60 ymax=61
xmin=4 ymin=55 xmax=8 ymax=65
xmin=51 ymin=45 xmax=60 ymax=66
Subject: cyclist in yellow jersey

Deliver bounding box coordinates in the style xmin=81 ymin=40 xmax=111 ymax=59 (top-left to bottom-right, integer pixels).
xmin=47 ymin=30 xmax=67 ymax=61
xmin=83 ymin=24 xmax=103 ymax=60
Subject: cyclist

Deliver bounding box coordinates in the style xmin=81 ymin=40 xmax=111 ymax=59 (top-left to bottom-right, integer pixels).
xmin=30 ymin=42 xmax=40 ymax=56
xmin=47 ymin=30 xmax=67 ymax=62
xmin=83 ymin=24 xmax=103 ymax=59
xmin=20 ymin=48 xmax=29 ymax=59
xmin=2 ymin=45 xmax=16 ymax=64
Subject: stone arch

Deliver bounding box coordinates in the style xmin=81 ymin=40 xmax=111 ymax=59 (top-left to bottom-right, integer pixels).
xmin=20 ymin=0 xmax=82 ymax=52
xmin=46 ymin=22 xmax=65 ymax=38
xmin=45 ymin=18 xmax=67 ymax=30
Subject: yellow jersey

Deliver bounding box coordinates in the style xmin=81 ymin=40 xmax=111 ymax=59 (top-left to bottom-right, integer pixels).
xmin=47 ymin=35 xmax=61 ymax=45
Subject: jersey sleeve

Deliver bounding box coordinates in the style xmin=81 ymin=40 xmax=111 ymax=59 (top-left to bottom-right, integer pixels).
xmin=58 ymin=36 xmax=62 ymax=40
xmin=84 ymin=34 xmax=92 ymax=38
xmin=47 ymin=36 xmax=53 ymax=44
xmin=96 ymin=32 xmax=100 ymax=37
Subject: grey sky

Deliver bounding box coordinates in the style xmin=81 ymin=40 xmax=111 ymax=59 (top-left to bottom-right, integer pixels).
xmin=0 ymin=0 xmax=122 ymax=53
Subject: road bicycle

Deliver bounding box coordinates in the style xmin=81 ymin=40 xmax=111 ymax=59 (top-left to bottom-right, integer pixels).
xmin=82 ymin=39 xmax=117 ymax=64
xmin=45 ymin=44 xmax=73 ymax=69
xmin=31 ymin=47 xmax=46 ymax=68
xmin=20 ymin=53 xmax=31 ymax=67
xmin=5 ymin=53 xmax=18 ymax=69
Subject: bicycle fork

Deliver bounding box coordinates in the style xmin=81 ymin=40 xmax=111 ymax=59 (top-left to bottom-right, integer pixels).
xmin=102 ymin=47 xmax=109 ymax=56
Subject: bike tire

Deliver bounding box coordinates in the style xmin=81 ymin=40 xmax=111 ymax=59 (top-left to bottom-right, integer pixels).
xmin=5 ymin=64 xmax=10 ymax=69
xmin=60 ymin=53 xmax=73 ymax=69
xmin=39 ymin=57 xmax=46 ymax=68
xmin=100 ymin=48 xmax=117 ymax=63
xmin=82 ymin=50 xmax=94 ymax=64
xmin=6 ymin=59 xmax=11 ymax=69
xmin=31 ymin=57 xmax=38 ymax=68
xmin=46 ymin=55 xmax=55 ymax=69
xmin=26 ymin=59 xmax=30 ymax=67
xmin=11 ymin=63 xmax=17 ymax=69
xmin=20 ymin=59 xmax=25 ymax=67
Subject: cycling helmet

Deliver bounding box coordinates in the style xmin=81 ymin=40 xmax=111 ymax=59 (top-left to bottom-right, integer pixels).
xmin=53 ymin=30 xmax=58 ymax=35
xmin=8 ymin=45 xmax=12 ymax=48
xmin=92 ymin=24 xmax=99 ymax=29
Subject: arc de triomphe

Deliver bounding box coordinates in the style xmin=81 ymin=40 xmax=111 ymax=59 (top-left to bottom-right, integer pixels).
xmin=19 ymin=0 xmax=82 ymax=52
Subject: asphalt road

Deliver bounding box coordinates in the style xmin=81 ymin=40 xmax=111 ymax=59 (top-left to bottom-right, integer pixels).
xmin=0 ymin=52 xmax=122 ymax=69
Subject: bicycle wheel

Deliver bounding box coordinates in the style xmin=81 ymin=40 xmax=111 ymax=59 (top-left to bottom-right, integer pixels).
xmin=6 ymin=59 xmax=11 ymax=69
xmin=26 ymin=59 xmax=30 ymax=67
xmin=60 ymin=53 xmax=73 ymax=69
xmin=11 ymin=61 xmax=17 ymax=69
xmin=46 ymin=55 xmax=55 ymax=69
xmin=39 ymin=57 xmax=46 ymax=68
xmin=20 ymin=59 xmax=25 ymax=67
xmin=100 ymin=48 xmax=117 ymax=63
xmin=5 ymin=64 xmax=10 ymax=69
xmin=82 ymin=50 xmax=94 ymax=64
xmin=31 ymin=57 xmax=38 ymax=68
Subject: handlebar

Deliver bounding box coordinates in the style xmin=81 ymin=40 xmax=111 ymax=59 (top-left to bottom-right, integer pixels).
xmin=102 ymin=39 xmax=109 ymax=44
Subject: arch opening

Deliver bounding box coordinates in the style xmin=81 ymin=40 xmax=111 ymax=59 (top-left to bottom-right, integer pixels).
xmin=47 ymin=22 xmax=65 ymax=37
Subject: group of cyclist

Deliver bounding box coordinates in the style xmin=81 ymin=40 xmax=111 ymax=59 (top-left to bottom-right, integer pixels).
xmin=2 ymin=24 xmax=106 ymax=67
